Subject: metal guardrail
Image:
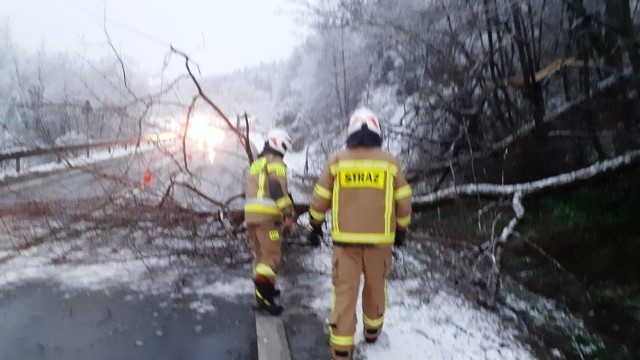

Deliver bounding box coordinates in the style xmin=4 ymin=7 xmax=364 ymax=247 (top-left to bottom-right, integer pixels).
xmin=0 ymin=133 xmax=178 ymax=173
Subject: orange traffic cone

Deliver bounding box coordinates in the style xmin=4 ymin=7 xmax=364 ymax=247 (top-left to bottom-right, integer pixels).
xmin=143 ymin=167 xmax=152 ymax=184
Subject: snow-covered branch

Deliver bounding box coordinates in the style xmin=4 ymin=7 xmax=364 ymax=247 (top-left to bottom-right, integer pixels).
xmin=414 ymin=149 xmax=640 ymax=206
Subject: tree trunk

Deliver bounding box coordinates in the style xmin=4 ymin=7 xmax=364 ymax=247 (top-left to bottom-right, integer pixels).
xmin=601 ymin=0 xmax=640 ymax=77
xmin=511 ymin=3 xmax=546 ymax=139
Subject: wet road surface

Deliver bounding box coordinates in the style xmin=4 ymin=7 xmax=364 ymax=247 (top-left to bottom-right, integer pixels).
xmin=0 ymin=282 xmax=257 ymax=360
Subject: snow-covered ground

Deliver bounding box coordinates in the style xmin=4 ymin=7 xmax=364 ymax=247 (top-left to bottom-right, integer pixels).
xmin=298 ymin=243 xmax=536 ymax=360
xmin=0 ymin=224 xmax=544 ymax=359
xmin=0 ymin=140 xmax=594 ymax=359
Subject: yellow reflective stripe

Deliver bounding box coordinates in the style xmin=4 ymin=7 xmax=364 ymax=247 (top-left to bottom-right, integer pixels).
xmin=255 ymin=290 xmax=271 ymax=306
xmin=275 ymin=196 xmax=292 ymax=209
xmin=331 ymin=231 xmax=394 ymax=244
xmin=332 ymin=177 xmax=340 ymax=233
xmin=254 ymin=263 xmax=276 ymax=279
xmin=244 ymin=204 xmax=281 ymax=215
xmin=384 ymin=170 xmax=393 ymax=235
xmin=257 ymin=170 xmax=265 ymax=199
xmin=394 ymin=185 xmax=412 ymax=200
xmin=314 ymin=184 xmax=332 ymax=199
xmin=330 ymin=160 xmax=397 ymax=176
xmin=363 ymin=314 xmax=384 ymax=328
xmin=329 ymin=329 xmax=354 ymax=347
xmin=397 ymin=215 xmax=411 ymax=227
xmin=249 ymin=157 xmax=267 ymax=175
xmin=266 ymin=163 xmax=287 ymax=177
xmin=268 ymin=230 xmax=280 ymax=241
xmin=309 ymin=208 xmax=325 ymax=222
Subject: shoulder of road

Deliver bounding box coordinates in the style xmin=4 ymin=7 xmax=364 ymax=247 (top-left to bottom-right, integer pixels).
xmin=256 ymin=313 xmax=292 ymax=360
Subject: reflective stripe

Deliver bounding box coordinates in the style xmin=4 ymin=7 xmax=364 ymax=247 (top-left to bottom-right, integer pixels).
xmin=269 ymin=230 xmax=280 ymax=241
xmin=331 ymin=231 xmax=394 ymax=244
xmin=332 ymin=177 xmax=340 ymax=233
xmin=397 ymin=215 xmax=411 ymax=227
xmin=309 ymin=208 xmax=325 ymax=222
xmin=257 ymin=170 xmax=266 ymax=199
xmin=249 ymin=157 xmax=267 ymax=175
xmin=275 ymin=196 xmax=292 ymax=209
xmin=329 ymin=329 xmax=354 ymax=347
xmin=363 ymin=314 xmax=384 ymax=329
xmin=245 ymin=198 xmax=280 ymax=215
xmin=254 ymin=263 xmax=276 ymax=279
xmin=314 ymin=184 xmax=332 ymax=199
xmin=255 ymin=290 xmax=271 ymax=306
xmin=246 ymin=198 xmax=278 ymax=207
xmin=384 ymin=170 xmax=393 ymax=234
xmin=330 ymin=160 xmax=398 ymax=176
xmin=244 ymin=204 xmax=281 ymax=215
xmin=266 ymin=163 xmax=287 ymax=176
xmin=394 ymin=185 xmax=412 ymax=200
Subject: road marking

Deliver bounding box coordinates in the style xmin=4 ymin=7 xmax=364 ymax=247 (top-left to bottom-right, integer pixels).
xmin=256 ymin=313 xmax=292 ymax=360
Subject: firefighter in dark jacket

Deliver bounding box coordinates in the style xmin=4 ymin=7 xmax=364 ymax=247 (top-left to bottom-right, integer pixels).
xmin=307 ymin=108 xmax=412 ymax=359
xmin=244 ymin=128 xmax=295 ymax=315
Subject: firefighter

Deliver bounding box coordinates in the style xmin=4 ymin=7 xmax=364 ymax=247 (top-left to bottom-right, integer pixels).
xmin=244 ymin=128 xmax=296 ymax=316
xmin=307 ymin=107 xmax=412 ymax=359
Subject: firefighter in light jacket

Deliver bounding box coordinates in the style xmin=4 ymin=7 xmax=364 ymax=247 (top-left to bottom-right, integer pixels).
xmin=307 ymin=108 xmax=412 ymax=359
xmin=244 ymin=128 xmax=295 ymax=315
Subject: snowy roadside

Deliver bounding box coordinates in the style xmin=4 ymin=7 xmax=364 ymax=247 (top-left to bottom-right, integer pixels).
xmin=0 ymin=143 xmax=155 ymax=183
xmin=0 ymin=145 xmax=596 ymax=359
xmin=0 ymin=208 xmax=593 ymax=359
xmin=293 ymin=240 xmax=536 ymax=360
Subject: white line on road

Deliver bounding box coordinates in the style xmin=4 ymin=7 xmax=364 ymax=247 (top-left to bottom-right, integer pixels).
xmin=256 ymin=313 xmax=292 ymax=360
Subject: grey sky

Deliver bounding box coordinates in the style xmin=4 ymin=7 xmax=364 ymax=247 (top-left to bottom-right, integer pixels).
xmin=1 ymin=0 xmax=306 ymax=77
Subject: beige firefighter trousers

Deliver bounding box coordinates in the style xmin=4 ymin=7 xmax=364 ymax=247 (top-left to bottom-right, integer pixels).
xmin=329 ymin=244 xmax=393 ymax=358
xmin=248 ymin=222 xmax=282 ymax=284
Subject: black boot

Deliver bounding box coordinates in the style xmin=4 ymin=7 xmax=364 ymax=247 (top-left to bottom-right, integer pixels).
xmin=254 ymin=277 xmax=284 ymax=316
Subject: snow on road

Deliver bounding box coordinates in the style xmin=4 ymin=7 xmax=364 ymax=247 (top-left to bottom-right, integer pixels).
xmin=301 ymin=245 xmax=535 ymax=360
xmin=0 ymin=144 xmax=581 ymax=359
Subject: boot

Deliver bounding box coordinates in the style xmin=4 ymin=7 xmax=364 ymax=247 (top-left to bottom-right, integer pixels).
xmin=364 ymin=328 xmax=381 ymax=343
xmin=254 ymin=276 xmax=284 ymax=316
xmin=331 ymin=347 xmax=353 ymax=360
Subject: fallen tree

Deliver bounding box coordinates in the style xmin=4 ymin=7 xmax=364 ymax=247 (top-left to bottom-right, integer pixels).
xmin=409 ymin=148 xmax=640 ymax=306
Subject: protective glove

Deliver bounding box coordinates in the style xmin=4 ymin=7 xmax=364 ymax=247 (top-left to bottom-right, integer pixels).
xmin=307 ymin=223 xmax=323 ymax=247
xmin=394 ymin=228 xmax=407 ymax=247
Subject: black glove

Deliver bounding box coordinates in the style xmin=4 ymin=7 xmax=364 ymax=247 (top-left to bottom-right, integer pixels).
xmin=307 ymin=223 xmax=323 ymax=247
xmin=394 ymin=229 xmax=407 ymax=247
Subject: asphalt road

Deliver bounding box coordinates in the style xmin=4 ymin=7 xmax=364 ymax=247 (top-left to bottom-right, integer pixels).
xmin=0 ymin=138 xmax=329 ymax=359
xmin=0 ymin=282 xmax=257 ymax=360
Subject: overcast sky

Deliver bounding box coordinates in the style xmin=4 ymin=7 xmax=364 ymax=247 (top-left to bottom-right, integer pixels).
xmin=0 ymin=0 xmax=307 ymax=78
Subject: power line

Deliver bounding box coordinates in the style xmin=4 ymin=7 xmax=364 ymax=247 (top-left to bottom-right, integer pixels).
xmin=69 ymin=0 xmax=170 ymax=50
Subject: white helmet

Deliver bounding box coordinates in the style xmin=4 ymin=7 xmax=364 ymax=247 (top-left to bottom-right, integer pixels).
xmin=267 ymin=128 xmax=293 ymax=155
xmin=347 ymin=107 xmax=382 ymax=137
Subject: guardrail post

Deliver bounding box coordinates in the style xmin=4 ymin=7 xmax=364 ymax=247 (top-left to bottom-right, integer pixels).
xmin=86 ymin=147 xmax=90 ymax=157
xmin=16 ymin=157 xmax=20 ymax=173
xmin=57 ymin=153 xmax=62 ymax=163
